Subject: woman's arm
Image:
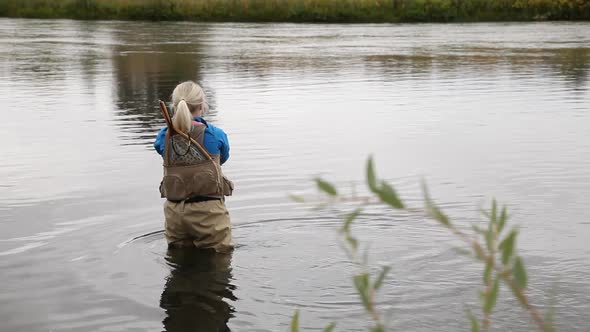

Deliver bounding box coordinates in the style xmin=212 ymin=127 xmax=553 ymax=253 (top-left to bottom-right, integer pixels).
xmin=154 ymin=127 xmax=168 ymax=155
xmin=219 ymin=129 xmax=230 ymax=165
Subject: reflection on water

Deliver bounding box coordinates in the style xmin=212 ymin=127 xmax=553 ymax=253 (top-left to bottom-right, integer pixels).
xmin=0 ymin=19 xmax=590 ymax=332
xmin=104 ymin=22 xmax=590 ymax=146
xmin=112 ymin=28 xmax=205 ymax=144
xmin=363 ymin=47 xmax=590 ymax=83
xmin=161 ymin=248 xmax=235 ymax=332
xmin=549 ymin=47 xmax=590 ymax=89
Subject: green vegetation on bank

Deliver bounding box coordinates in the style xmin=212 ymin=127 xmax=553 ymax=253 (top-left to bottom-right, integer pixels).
xmin=1 ymin=0 xmax=589 ymax=22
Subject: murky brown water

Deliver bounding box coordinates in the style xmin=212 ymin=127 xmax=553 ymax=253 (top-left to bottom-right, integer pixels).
xmin=1 ymin=19 xmax=589 ymax=331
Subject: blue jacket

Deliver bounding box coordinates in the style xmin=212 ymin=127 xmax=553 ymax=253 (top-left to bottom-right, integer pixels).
xmin=154 ymin=117 xmax=230 ymax=165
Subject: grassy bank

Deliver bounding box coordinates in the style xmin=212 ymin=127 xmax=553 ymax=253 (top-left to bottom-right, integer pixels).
xmin=1 ymin=0 xmax=589 ymax=23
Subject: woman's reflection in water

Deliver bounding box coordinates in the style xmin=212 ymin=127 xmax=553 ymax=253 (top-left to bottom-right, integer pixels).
xmin=160 ymin=247 xmax=236 ymax=332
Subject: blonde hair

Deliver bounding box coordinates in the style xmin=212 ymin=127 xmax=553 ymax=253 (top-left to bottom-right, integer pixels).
xmin=171 ymin=81 xmax=208 ymax=133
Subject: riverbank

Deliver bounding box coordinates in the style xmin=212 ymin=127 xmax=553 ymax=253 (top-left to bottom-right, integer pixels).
xmin=1 ymin=0 xmax=589 ymax=23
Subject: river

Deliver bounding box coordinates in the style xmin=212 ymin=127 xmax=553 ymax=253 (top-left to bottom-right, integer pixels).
xmin=0 ymin=19 xmax=589 ymax=331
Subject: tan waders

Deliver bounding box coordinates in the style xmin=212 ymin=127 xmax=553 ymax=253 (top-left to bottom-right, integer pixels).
xmin=164 ymin=199 xmax=233 ymax=253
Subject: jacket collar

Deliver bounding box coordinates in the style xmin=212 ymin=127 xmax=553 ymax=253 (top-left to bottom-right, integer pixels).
xmin=193 ymin=116 xmax=208 ymax=127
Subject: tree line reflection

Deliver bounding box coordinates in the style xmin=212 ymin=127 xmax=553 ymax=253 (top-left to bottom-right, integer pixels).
xmin=106 ymin=23 xmax=588 ymax=148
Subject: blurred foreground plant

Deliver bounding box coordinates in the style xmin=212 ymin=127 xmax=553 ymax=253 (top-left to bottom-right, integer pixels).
xmin=289 ymin=156 xmax=554 ymax=332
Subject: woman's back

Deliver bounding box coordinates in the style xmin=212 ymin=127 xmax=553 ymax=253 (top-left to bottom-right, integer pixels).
xmin=155 ymin=81 xmax=234 ymax=253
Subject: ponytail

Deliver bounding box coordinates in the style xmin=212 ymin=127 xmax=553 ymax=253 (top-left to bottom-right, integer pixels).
xmin=170 ymin=81 xmax=206 ymax=133
xmin=172 ymin=99 xmax=193 ymax=133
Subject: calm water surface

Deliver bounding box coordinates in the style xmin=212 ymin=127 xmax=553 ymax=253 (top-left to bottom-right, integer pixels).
xmin=1 ymin=19 xmax=589 ymax=331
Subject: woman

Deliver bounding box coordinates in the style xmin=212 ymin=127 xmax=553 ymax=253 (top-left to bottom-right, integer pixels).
xmin=154 ymin=81 xmax=233 ymax=253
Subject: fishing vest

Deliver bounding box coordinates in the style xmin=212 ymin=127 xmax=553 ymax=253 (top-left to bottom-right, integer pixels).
xmin=159 ymin=122 xmax=233 ymax=201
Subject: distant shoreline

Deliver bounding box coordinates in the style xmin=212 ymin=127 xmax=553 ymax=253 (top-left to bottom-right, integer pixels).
xmin=1 ymin=0 xmax=589 ymax=23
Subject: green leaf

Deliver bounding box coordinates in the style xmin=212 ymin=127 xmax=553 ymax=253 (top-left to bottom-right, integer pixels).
xmin=366 ymin=156 xmax=378 ymax=192
xmin=485 ymin=227 xmax=494 ymax=252
xmin=374 ymin=266 xmax=391 ymax=290
xmin=465 ymin=309 xmax=480 ymax=332
xmin=288 ymin=194 xmax=305 ymax=203
xmin=314 ymin=178 xmax=338 ymax=196
xmin=366 ymin=156 xmax=404 ymax=209
xmin=341 ymin=208 xmax=362 ymax=233
xmin=486 ymin=203 xmax=497 ymax=250
xmin=499 ymin=230 xmax=517 ymax=265
xmin=421 ymin=181 xmax=451 ymax=227
xmin=290 ymin=310 xmax=299 ymax=332
xmin=370 ymin=327 xmax=385 ymax=332
xmin=480 ymin=207 xmax=491 ymax=219
xmin=484 ymin=277 xmax=500 ymax=314
xmin=353 ymin=273 xmax=371 ymax=311
xmin=513 ymin=256 xmax=528 ymax=289
xmin=491 ymin=199 xmax=498 ymax=224
xmin=376 ymin=181 xmax=404 ymax=209
xmin=498 ymin=206 xmax=508 ymax=234
xmin=483 ymin=258 xmax=492 ymax=284
xmin=322 ymin=322 xmax=336 ymax=332
xmin=508 ymin=282 xmax=526 ymax=307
